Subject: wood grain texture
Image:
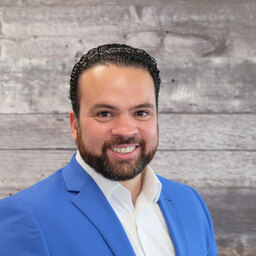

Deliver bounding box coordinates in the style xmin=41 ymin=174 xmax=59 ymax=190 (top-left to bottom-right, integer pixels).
xmin=0 ymin=150 xmax=74 ymax=198
xmin=0 ymin=58 xmax=256 ymax=114
xmin=1 ymin=113 xmax=255 ymax=150
xmin=0 ymin=59 xmax=71 ymax=113
xmin=202 ymin=188 xmax=256 ymax=256
xmin=1 ymin=2 xmax=256 ymax=57
xmin=159 ymin=58 xmax=256 ymax=114
xmin=1 ymin=5 xmax=142 ymax=38
xmin=1 ymin=0 xmax=256 ymax=6
xmin=152 ymin=150 xmax=256 ymax=188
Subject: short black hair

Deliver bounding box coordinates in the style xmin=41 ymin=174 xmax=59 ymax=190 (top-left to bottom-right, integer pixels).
xmin=69 ymin=43 xmax=161 ymax=118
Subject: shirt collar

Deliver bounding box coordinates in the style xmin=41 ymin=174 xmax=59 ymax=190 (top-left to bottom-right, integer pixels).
xmin=75 ymin=150 xmax=162 ymax=203
xmin=76 ymin=150 xmax=119 ymax=200
xmin=142 ymin=165 xmax=162 ymax=203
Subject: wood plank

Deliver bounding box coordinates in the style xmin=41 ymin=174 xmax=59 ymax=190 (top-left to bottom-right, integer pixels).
xmin=1 ymin=35 xmax=124 ymax=58
xmin=1 ymin=113 xmax=255 ymax=150
xmin=1 ymin=0 xmax=256 ymax=6
xmin=201 ymin=188 xmax=256 ymax=255
xmin=0 ymin=58 xmax=71 ymax=113
xmin=0 ymin=58 xmax=256 ymax=114
xmin=3 ymin=3 xmax=256 ymax=38
xmin=158 ymin=58 xmax=256 ymax=113
xmin=0 ymin=150 xmax=74 ymax=198
xmin=157 ymin=3 xmax=256 ymax=58
xmin=160 ymin=113 xmax=256 ymax=150
xmin=1 ymin=3 xmax=256 ymax=58
xmin=0 ymin=114 xmax=74 ymax=149
xmin=0 ymin=150 xmax=255 ymax=198
xmin=1 ymin=5 xmax=143 ymax=38
xmin=152 ymin=151 xmax=256 ymax=189
xmin=0 ymin=0 xmax=133 ymax=6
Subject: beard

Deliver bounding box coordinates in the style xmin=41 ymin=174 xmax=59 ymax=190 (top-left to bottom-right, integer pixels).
xmin=76 ymin=129 xmax=158 ymax=181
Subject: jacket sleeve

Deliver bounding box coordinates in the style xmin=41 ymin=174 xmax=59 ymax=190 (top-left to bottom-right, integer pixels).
xmin=0 ymin=197 xmax=50 ymax=256
xmin=190 ymin=187 xmax=218 ymax=256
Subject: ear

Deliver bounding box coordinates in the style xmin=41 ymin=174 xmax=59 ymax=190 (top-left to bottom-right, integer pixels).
xmin=69 ymin=110 xmax=78 ymax=141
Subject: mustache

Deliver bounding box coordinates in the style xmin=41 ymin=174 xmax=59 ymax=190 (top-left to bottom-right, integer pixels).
xmin=103 ymin=136 xmax=142 ymax=147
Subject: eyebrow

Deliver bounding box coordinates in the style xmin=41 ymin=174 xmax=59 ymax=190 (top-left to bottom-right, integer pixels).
xmin=133 ymin=103 xmax=155 ymax=110
xmin=90 ymin=104 xmax=118 ymax=112
xmin=90 ymin=103 xmax=155 ymax=112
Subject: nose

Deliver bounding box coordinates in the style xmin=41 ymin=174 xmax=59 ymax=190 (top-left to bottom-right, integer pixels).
xmin=111 ymin=115 xmax=138 ymax=138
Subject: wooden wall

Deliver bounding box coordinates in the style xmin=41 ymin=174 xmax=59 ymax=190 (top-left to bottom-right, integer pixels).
xmin=0 ymin=1 xmax=255 ymax=255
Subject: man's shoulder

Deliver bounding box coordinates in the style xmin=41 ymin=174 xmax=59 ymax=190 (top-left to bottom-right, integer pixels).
xmin=157 ymin=174 xmax=212 ymax=219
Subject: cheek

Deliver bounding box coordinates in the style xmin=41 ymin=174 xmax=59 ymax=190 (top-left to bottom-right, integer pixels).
xmin=80 ymin=122 xmax=110 ymax=151
xmin=141 ymin=121 xmax=158 ymax=145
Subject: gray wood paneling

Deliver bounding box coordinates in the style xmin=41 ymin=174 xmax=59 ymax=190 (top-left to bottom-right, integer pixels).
xmin=202 ymin=188 xmax=256 ymax=256
xmin=0 ymin=150 xmax=74 ymax=198
xmin=1 ymin=5 xmax=144 ymax=38
xmin=0 ymin=114 xmax=74 ymax=149
xmin=1 ymin=58 xmax=256 ymax=114
xmin=160 ymin=114 xmax=256 ymax=150
xmin=152 ymin=151 xmax=256 ymax=188
xmin=1 ymin=0 xmax=256 ymax=6
xmin=1 ymin=2 xmax=256 ymax=57
xmin=159 ymin=58 xmax=256 ymax=114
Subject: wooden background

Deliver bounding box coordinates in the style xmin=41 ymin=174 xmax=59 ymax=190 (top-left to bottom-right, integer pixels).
xmin=0 ymin=1 xmax=256 ymax=255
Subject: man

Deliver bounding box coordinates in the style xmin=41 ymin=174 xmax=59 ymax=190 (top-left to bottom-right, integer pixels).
xmin=0 ymin=44 xmax=217 ymax=255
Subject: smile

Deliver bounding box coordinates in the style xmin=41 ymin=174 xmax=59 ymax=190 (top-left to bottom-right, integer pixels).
xmin=111 ymin=146 xmax=136 ymax=154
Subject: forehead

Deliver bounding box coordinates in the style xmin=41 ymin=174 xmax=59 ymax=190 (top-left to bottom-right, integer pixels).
xmin=78 ymin=65 xmax=156 ymax=108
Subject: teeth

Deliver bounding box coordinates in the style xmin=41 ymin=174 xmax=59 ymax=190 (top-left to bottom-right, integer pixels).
xmin=112 ymin=146 xmax=136 ymax=154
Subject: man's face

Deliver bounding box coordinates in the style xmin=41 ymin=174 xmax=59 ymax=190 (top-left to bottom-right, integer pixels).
xmin=70 ymin=65 xmax=158 ymax=181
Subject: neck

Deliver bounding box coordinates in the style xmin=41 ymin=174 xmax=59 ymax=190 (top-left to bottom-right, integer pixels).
xmin=119 ymin=169 xmax=146 ymax=206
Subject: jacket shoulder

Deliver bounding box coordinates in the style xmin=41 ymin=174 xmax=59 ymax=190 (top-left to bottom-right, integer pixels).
xmin=157 ymin=175 xmax=211 ymax=219
xmin=157 ymin=175 xmax=218 ymax=255
xmin=0 ymin=187 xmax=52 ymax=255
xmin=0 ymin=169 xmax=65 ymax=208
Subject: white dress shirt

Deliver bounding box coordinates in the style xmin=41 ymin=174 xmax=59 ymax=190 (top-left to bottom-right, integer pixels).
xmin=76 ymin=151 xmax=175 ymax=256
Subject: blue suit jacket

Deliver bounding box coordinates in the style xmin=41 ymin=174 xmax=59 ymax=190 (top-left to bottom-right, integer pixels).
xmin=0 ymin=154 xmax=217 ymax=255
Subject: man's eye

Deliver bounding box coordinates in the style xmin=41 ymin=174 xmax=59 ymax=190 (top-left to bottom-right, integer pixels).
xmin=135 ymin=111 xmax=148 ymax=117
xmin=97 ymin=111 xmax=112 ymax=118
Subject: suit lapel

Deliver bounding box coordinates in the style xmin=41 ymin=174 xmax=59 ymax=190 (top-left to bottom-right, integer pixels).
xmin=158 ymin=191 xmax=189 ymax=256
xmin=62 ymin=155 xmax=135 ymax=256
